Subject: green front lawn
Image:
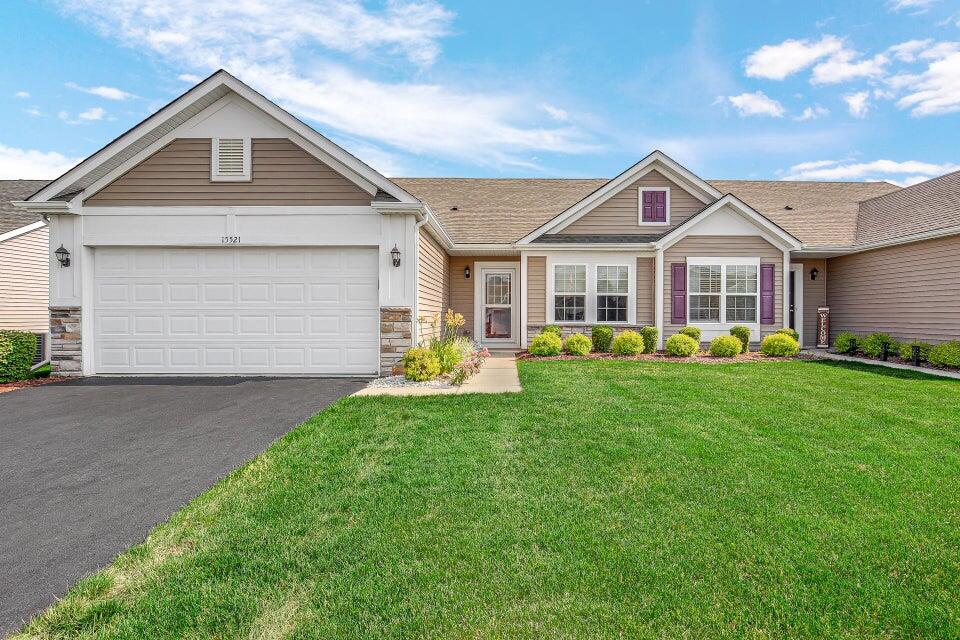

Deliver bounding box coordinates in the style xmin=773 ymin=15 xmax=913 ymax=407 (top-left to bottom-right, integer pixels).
xmin=19 ymin=360 xmax=960 ymax=639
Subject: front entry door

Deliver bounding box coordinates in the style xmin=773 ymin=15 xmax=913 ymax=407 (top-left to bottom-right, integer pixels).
xmin=476 ymin=264 xmax=519 ymax=347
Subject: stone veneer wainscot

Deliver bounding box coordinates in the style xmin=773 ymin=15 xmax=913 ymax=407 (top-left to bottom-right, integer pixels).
xmin=50 ymin=306 xmax=82 ymax=376
xmin=380 ymin=306 xmax=413 ymax=376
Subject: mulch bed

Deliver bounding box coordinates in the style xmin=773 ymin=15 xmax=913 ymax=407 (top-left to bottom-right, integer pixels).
xmin=517 ymin=351 xmax=795 ymax=364
xmin=0 ymin=377 xmax=68 ymax=395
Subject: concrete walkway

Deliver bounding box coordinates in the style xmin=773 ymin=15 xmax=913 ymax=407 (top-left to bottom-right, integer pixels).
xmin=354 ymin=351 xmax=522 ymax=396
xmin=805 ymin=349 xmax=960 ymax=380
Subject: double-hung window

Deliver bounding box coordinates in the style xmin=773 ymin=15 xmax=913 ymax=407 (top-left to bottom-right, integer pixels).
xmin=687 ymin=259 xmax=759 ymax=325
xmin=596 ymin=265 xmax=629 ymax=322
xmin=553 ymin=264 xmax=586 ymax=322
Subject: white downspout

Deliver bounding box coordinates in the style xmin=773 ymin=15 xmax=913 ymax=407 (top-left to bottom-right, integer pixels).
xmin=412 ymin=208 xmax=430 ymax=346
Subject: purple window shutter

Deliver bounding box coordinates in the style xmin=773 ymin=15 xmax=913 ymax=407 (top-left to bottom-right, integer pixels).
xmin=642 ymin=191 xmax=655 ymax=222
xmin=654 ymin=190 xmax=667 ymax=222
xmin=760 ymin=263 xmax=775 ymax=324
xmin=671 ymin=263 xmax=687 ymax=324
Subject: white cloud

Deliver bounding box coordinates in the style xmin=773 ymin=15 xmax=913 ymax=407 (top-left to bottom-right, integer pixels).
xmin=177 ymin=73 xmax=202 ymax=83
xmin=51 ymin=1 xmax=598 ymax=169
xmin=23 ymin=107 xmax=42 ymax=117
xmin=895 ymin=50 xmax=960 ymax=115
xmin=744 ymin=35 xmax=844 ymax=80
xmin=539 ymin=103 xmax=569 ymax=122
xmin=0 ymin=143 xmax=81 ymax=179
xmin=888 ymin=39 xmax=934 ymax=62
xmin=888 ymin=0 xmax=939 ymax=12
xmin=783 ymin=158 xmax=959 ymax=182
xmin=811 ymin=51 xmax=888 ymax=84
xmin=844 ymin=91 xmax=871 ymax=118
xmin=58 ymin=107 xmax=107 ymax=124
xmin=725 ymin=91 xmax=785 ymax=117
xmin=795 ymin=104 xmax=829 ymax=121
xmin=66 ymin=82 xmax=134 ymax=100
xmin=14 ymin=91 xmax=30 ymax=99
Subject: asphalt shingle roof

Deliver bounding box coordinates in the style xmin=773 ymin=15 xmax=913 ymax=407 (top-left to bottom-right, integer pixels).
xmin=0 ymin=180 xmax=50 ymax=235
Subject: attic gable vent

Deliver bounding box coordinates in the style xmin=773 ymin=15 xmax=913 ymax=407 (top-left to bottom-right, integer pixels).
xmin=211 ymin=137 xmax=251 ymax=181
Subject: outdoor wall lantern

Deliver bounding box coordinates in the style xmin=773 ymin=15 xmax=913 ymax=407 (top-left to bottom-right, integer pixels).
xmin=55 ymin=244 xmax=71 ymax=268
xmin=810 ymin=267 xmax=819 ymax=281
xmin=390 ymin=245 xmax=401 ymax=267
xmin=464 ymin=265 xmax=471 ymax=279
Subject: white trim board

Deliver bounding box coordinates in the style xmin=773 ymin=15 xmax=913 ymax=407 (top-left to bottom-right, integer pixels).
xmin=637 ymin=186 xmax=671 ymax=227
xmin=473 ymin=261 xmax=521 ymax=348
xmin=0 ymin=220 xmax=46 ymax=243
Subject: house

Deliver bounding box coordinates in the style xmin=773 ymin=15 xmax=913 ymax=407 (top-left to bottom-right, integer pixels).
xmin=13 ymin=70 xmax=959 ymax=377
xmin=1 ymin=180 xmax=51 ymax=361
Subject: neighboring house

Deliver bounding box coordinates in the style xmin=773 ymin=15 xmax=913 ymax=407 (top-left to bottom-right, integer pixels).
xmin=13 ymin=71 xmax=957 ymax=377
xmin=1 ymin=180 xmax=51 ymax=361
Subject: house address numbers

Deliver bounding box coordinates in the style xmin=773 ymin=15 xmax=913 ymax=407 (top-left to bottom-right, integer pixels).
xmin=220 ymin=236 xmax=241 ymax=244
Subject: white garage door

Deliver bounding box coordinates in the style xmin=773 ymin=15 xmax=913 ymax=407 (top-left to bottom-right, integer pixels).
xmin=92 ymin=247 xmax=379 ymax=375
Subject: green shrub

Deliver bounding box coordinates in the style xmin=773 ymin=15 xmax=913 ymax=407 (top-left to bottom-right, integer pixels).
xmin=665 ymin=333 xmax=698 ymax=357
xmin=678 ymin=326 xmax=702 ymax=343
xmin=898 ymin=340 xmax=933 ymax=363
xmin=541 ymin=325 xmax=563 ymax=338
xmin=611 ymin=330 xmax=645 ymax=356
xmin=639 ymin=326 xmax=659 ymax=354
xmin=565 ymin=333 xmax=592 ymax=356
xmin=775 ymin=327 xmax=800 ymax=341
xmin=402 ymin=347 xmax=441 ymax=381
xmin=431 ymin=341 xmax=462 ymax=374
xmin=834 ymin=331 xmax=858 ymax=354
xmin=760 ymin=333 xmax=800 ymax=357
xmin=591 ymin=325 xmax=613 ymax=353
xmin=529 ymin=332 xmax=563 ymax=357
xmin=0 ymin=331 xmax=38 ymax=383
xmin=710 ymin=335 xmax=742 ymax=358
xmin=860 ymin=333 xmax=899 ymax=359
xmin=929 ymin=341 xmax=960 ymax=369
xmin=730 ymin=325 xmax=752 ymax=353
xmin=30 ymin=362 xmax=51 ymax=379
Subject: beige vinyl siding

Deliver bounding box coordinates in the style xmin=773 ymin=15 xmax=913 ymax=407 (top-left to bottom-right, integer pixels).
xmin=663 ymin=236 xmax=784 ymax=340
xmin=826 ymin=234 xmax=960 ymax=343
xmin=86 ymin=138 xmax=372 ymax=206
xmin=559 ymin=170 xmax=706 ymax=235
xmin=527 ymin=257 xmax=546 ymax=323
xmin=417 ymin=228 xmax=449 ymax=342
xmin=448 ymin=256 xmax=509 ymax=339
xmin=0 ymin=226 xmax=49 ymax=332
xmin=636 ymin=257 xmax=655 ymax=326
xmin=793 ymin=259 xmax=826 ymax=348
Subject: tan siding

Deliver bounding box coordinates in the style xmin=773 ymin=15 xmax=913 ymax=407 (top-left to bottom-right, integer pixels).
xmin=636 ymin=257 xmax=655 ymax=325
xmin=663 ymin=236 xmax=784 ymax=340
xmin=0 ymin=226 xmax=49 ymax=332
xmin=86 ymin=138 xmax=372 ymax=206
xmin=527 ymin=256 xmax=546 ymax=323
xmin=793 ymin=259 xmax=826 ymax=348
xmin=448 ymin=256 xmax=510 ymax=339
xmin=826 ymin=234 xmax=960 ymax=343
xmin=417 ymin=228 xmax=449 ymax=342
xmin=559 ymin=170 xmax=706 ymax=235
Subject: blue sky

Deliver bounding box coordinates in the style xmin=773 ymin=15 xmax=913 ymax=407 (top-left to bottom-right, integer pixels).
xmin=1 ymin=0 xmax=959 ymax=184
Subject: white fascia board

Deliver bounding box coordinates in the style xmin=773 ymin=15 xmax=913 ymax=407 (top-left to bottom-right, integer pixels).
xmin=0 ymin=220 xmax=46 ymax=243
xmin=12 ymin=200 xmax=71 ymax=213
xmin=517 ymin=150 xmax=723 ymax=244
xmin=518 ymin=244 xmax=657 ymax=252
xmin=655 ymin=195 xmax=801 ymax=252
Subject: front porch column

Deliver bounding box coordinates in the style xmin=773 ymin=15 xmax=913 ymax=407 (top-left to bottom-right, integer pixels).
xmin=654 ymin=250 xmax=664 ymax=349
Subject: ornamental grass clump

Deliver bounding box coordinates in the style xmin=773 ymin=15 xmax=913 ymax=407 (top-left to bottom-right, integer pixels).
xmin=591 ymin=325 xmax=613 ymax=353
xmin=564 ymin=333 xmax=592 ymax=356
xmin=710 ymin=335 xmax=742 ymax=358
xmin=403 ymin=348 xmax=441 ymax=381
xmin=665 ymin=333 xmax=698 ymax=357
xmin=730 ymin=326 xmax=751 ymax=353
xmin=639 ymin=326 xmax=658 ymax=354
xmin=529 ymin=332 xmax=563 ymax=357
xmin=760 ymin=333 xmax=800 ymax=357
xmin=611 ymin=330 xmax=645 ymax=356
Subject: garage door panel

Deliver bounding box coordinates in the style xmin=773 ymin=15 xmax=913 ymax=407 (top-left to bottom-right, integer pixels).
xmin=93 ymin=247 xmax=379 ymax=375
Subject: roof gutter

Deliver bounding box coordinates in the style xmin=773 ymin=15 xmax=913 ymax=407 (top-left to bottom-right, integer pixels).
xmin=11 ymin=200 xmax=72 ymax=214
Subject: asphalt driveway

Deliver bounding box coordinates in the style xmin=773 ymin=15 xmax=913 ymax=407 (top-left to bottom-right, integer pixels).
xmin=0 ymin=376 xmax=366 ymax=635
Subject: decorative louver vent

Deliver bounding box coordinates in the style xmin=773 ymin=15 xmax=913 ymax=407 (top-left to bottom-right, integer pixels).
xmin=212 ymin=137 xmax=251 ymax=181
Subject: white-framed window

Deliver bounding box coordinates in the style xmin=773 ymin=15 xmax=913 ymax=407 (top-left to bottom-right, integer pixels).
xmin=553 ymin=264 xmax=586 ymax=322
xmin=596 ymin=265 xmax=629 ymax=323
xmin=687 ymin=257 xmax=760 ymax=326
xmin=638 ymin=187 xmax=670 ymax=225
xmin=211 ymin=137 xmax=252 ymax=182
